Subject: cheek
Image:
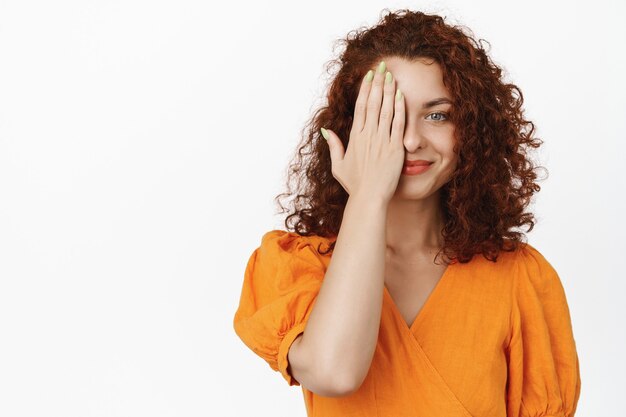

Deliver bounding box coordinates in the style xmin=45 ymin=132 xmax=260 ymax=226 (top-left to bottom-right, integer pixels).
xmin=439 ymin=148 xmax=458 ymax=178
xmin=447 ymin=151 xmax=458 ymax=168
xmin=434 ymin=138 xmax=457 ymax=163
xmin=441 ymin=135 xmax=458 ymax=165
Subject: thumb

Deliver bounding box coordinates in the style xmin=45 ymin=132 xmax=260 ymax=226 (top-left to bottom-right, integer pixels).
xmin=320 ymin=127 xmax=345 ymax=162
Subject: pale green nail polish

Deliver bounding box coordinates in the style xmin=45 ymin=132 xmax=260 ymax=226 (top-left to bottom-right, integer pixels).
xmin=385 ymin=71 xmax=392 ymax=84
xmin=395 ymin=89 xmax=402 ymax=102
xmin=365 ymin=70 xmax=374 ymax=82
xmin=320 ymin=127 xmax=329 ymax=140
xmin=377 ymin=61 xmax=386 ymax=74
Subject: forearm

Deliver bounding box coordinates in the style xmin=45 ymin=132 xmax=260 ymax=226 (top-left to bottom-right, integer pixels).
xmin=300 ymin=192 xmax=387 ymax=389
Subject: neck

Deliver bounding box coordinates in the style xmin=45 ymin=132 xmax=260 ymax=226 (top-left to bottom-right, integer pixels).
xmin=385 ymin=190 xmax=445 ymax=258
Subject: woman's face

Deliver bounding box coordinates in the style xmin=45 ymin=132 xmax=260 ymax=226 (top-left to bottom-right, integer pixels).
xmin=382 ymin=56 xmax=458 ymax=201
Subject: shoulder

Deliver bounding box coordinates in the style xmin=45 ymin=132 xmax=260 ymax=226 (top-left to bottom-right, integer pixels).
xmin=514 ymin=242 xmax=554 ymax=270
xmin=257 ymin=229 xmax=333 ymax=265
xmin=471 ymin=242 xmax=559 ymax=281
xmin=259 ymin=229 xmax=332 ymax=256
xmin=248 ymin=230 xmax=333 ymax=286
xmin=513 ymin=242 xmax=563 ymax=292
xmin=457 ymin=242 xmax=562 ymax=296
xmin=504 ymin=242 xmax=573 ymax=311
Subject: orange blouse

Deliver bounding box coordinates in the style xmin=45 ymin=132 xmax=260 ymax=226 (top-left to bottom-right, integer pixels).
xmin=233 ymin=230 xmax=582 ymax=417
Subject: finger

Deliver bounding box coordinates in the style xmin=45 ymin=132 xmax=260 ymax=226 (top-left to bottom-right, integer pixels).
xmin=390 ymin=88 xmax=406 ymax=147
xmin=321 ymin=127 xmax=345 ymax=162
xmin=378 ymin=70 xmax=396 ymax=137
xmin=352 ymin=69 xmax=374 ymax=133
xmin=364 ymin=61 xmax=387 ymax=132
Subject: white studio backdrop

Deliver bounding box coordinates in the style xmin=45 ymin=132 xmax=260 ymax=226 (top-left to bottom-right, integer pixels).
xmin=0 ymin=0 xmax=623 ymax=416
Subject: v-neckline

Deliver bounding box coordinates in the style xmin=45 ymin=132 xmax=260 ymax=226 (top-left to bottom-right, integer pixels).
xmin=383 ymin=261 xmax=455 ymax=333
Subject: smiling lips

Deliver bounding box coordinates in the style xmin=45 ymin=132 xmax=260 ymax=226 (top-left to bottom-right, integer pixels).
xmin=404 ymin=159 xmax=432 ymax=167
xmin=402 ymin=160 xmax=433 ymax=175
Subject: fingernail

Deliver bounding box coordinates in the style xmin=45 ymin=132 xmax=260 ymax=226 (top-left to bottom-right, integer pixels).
xmin=320 ymin=127 xmax=329 ymax=140
xmin=377 ymin=61 xmax=386 ymax=74
xmin=395 ymin=89 xmax=402 ymax=102
xmin=385 ymin=71 xmax=392 ymax=84
xmin=365 ymin=70 xmax=374 ymax=82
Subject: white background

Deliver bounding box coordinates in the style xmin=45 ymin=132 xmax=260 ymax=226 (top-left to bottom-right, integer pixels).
xmin=0 ymin=0 xmax=624 ymax=416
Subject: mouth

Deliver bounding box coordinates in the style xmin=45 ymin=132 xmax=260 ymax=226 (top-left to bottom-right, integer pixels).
xmin=403 ymin=160 xmax=433 ymax=167
xmin=402 ymin=162 xmax=433 ymax=175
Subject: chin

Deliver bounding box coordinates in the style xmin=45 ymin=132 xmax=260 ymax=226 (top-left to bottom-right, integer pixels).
xmin=392 ymin=188 xmax=431 ymax=201
xmin=393 ymin=181 xmax=442 ymax=201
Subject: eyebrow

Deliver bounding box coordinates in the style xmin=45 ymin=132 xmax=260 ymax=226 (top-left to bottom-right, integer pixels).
xmin=422 ymin=97 xmax=453 ymax=109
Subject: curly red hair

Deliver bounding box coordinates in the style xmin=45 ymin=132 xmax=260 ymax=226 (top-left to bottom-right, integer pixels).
xmin=275 ymin=8 xmax=547 ymax=264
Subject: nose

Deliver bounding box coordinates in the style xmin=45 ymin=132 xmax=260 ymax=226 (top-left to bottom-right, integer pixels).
xmin=402 ymin=124 xmax=427 ymax=152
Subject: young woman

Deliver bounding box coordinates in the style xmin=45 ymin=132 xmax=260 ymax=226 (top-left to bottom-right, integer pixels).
xmin=233 ymin=9 xmax=581 ymax=417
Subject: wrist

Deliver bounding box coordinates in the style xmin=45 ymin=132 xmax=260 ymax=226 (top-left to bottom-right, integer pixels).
xmin=347 ymin=191 xmax=389 ymax=213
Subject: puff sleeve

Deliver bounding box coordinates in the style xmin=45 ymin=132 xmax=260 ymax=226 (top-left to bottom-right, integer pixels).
xmin=506 ymin=244 xmax=582 ymax=417
xmin=233 ymin=229 xmax=329 ymax=386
